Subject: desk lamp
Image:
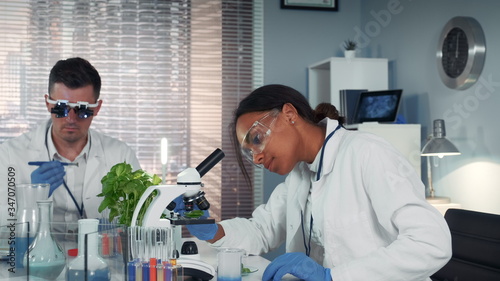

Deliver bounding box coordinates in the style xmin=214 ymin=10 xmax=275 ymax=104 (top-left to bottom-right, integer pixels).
xmin=421 ymin=119 xmax=460 ymax=204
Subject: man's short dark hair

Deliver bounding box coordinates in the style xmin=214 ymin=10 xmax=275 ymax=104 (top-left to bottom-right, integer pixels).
xmin=48 ymin=57 xmax=101 ymax=101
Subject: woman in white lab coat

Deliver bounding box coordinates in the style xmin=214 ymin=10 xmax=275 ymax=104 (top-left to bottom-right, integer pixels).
xmin=186 ymin=84 xmax=452 ymax=281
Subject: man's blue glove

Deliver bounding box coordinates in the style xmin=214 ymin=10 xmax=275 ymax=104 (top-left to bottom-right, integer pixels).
xmin=169 ymin=195 xmax=218 ymax=240
xmin=262 ymin=252 xmax=331 ymax=281
xmin=30 ymin=161 xmax=65 ymax=197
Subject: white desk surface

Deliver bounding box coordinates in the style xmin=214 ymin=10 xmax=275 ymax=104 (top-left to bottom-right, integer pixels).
xmin=191 ymin=238 xmax=298 ymax=280
xmin=429 ymin=202 xmax=462 ymax=216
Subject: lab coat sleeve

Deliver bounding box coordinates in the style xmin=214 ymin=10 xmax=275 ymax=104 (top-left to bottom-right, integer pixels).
xmin=115 ymin=139 xmax=141 ymax=171
xmin=330 ymin=134 xmax=452 ymax=281
xmin=91 ymin=129 xmax=141 ymax=171
xmin=213 ymin=182 xmax=288 ymax=255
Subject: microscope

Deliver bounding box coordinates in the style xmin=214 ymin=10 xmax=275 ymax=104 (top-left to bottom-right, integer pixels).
xmin=130 ymin=148 xmax=225 ymax=280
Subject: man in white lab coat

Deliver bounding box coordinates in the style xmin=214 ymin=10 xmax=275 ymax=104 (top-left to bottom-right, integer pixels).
xmin=0 ymin=57 xmax=140 ymax=233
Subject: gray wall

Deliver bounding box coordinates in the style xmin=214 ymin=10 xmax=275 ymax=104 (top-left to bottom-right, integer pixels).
xmin=359 ymin=0 xmax=500 ymax=214
xmin=262 ymin=0 xmax=363 ymax=205
xmin=262 ymin=0 xmax=500 ymax=258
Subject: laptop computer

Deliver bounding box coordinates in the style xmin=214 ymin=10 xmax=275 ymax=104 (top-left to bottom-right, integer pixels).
xmin=345 ymin=89 xmax=403 ymax=129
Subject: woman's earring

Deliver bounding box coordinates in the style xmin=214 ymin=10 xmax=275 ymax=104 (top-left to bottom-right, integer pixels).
xmin=291 ymin=121 xmax=295 ymax=124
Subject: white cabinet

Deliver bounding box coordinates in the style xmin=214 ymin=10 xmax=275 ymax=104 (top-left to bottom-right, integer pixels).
xmin=357 ymin=123 xmax=421 ymax=177
xmin=308 ymin=57 xmax=388 ymax=108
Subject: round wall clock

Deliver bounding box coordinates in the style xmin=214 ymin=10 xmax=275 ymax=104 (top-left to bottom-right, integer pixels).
xmin=436 ymin=16 xmax=486 ymax=90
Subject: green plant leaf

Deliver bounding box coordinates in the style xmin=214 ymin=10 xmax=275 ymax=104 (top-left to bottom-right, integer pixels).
xmin=98 ymin=197 xmax=112 ymax=213
xmin=152 ymin=174 xmax=162 ymax=185
xmin=184 ymin=210 xmax=204 ymax=218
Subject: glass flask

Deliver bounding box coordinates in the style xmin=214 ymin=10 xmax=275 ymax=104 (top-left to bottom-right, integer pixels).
xmin=67 ymin=219 xmax=111 ymax=281
xmin=15 ymin=183 xmax=49 ymax=269
xmin=23 ymin=199 xmax=66 ymax=279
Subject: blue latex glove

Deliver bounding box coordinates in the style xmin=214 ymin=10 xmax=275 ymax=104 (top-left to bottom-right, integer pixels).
xmin=171 ymin=195 xmax=187 ymax=214
xmin=262 ymin=252 xmax=331 ymax=281
xmin=30 ymin=161 xmax=65 ymax=197
xmin=185 ymin=216 xmax=218 ymax=240
xmin=170 ymin=195 xmax=218 ymax=240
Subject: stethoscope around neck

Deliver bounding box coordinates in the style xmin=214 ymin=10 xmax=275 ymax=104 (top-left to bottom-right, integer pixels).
xmin=301 ymin=123 xmax=341 ymax=257
xmin=44 ymin=125 xmax=85 ymax=218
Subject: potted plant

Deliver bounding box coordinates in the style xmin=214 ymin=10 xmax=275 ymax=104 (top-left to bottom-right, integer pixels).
xmin=343 ymin=39 xmax=357 ymax=59
xmin=97 ymin=162 xmax=162 ymax=262
xmin=97 ymin=162 xmax=162 ymax=226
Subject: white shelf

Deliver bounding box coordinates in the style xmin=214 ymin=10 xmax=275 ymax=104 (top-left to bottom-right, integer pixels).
xmin=308 ymin=57 xmax=389 ymax=108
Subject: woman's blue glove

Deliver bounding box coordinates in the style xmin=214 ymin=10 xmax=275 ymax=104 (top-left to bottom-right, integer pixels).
xmin=170 ymin=195 xmax=218 ymax=240
xmin=30 ymin=161 xmax=65 ymax=197
xmin=185 ymin=218 xmax=218 ymax=241
xmin=262 ymin=252 xmax=331 ymax=281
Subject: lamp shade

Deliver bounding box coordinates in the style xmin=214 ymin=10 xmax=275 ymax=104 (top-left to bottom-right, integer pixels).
xmin=421 ymin=119 xmax=461 ymax=157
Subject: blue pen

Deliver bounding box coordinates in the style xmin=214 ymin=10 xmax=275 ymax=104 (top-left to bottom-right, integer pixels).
xmin=28 ymin=161 xmax=79 ymax=167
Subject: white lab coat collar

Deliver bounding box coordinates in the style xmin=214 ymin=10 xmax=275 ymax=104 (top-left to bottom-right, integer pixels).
xmin=308 ymin=118 xmax=344 ymax=182
xmin=284 ymin=118 xmax=344 ymax=253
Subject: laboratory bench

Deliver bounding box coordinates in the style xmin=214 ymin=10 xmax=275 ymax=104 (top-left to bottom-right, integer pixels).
xmin=1 ymin=221 xmax=298 ymax=280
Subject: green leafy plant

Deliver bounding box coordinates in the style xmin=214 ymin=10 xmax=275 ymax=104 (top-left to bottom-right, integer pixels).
xmin=97 ymin=162 xmax=162 ymax=226
xmin=343 ymin=39 xmax=357 ymax=50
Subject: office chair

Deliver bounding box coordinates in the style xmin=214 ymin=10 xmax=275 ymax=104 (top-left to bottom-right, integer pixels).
xmin=431 ymin=208 xmax=500 ymax=281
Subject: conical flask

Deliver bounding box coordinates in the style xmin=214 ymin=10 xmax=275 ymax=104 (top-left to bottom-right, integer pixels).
xmin=23 ymin=199 xmax=66 ymax=279
xmin=67 ymin=219 xmax=111 ymax=281
xmin=15 ymin=183 xmax=49 ymax=269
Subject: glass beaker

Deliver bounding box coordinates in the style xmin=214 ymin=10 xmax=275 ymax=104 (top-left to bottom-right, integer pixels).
xmin=14 ymin=183 xmax=49 ymax=269
xmin=23 ymin=200 xmax=66 ymax=279
xmin=217 ymin=248 xmax=244 ymax=281
xmin=67 ymin=219 xmax=111 ymax=281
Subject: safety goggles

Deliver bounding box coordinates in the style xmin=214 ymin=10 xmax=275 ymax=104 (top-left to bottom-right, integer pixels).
xmin=240 ymin=109 xmax=280 ymax=167
xmin=46 ymin=96 xmax=99 ymax=119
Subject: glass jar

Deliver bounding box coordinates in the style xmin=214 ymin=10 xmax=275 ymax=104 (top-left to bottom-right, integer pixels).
xmin=23 ymin=199 xmax=66 ymax=279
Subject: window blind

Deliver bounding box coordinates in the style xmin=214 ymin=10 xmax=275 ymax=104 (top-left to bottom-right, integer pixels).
xmin=0 ymin=0 xmax=264 ymax=223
